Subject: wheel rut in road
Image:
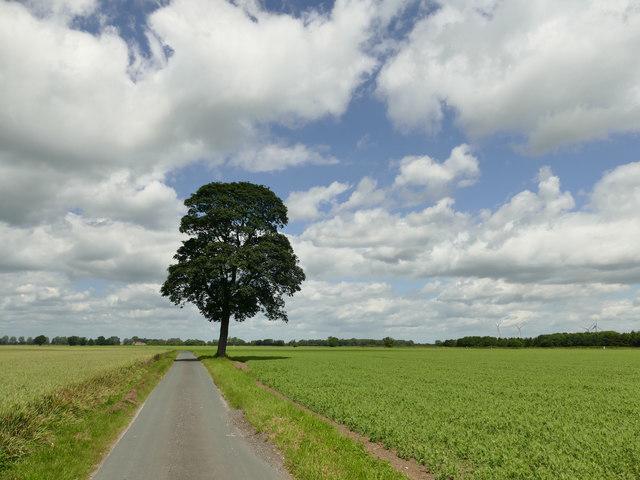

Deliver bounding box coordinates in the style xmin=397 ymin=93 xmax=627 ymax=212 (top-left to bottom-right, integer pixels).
xmin=93 ymin=351 xmax=288 ymax=480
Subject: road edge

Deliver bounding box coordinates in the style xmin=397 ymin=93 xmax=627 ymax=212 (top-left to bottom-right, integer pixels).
xmin=196 ymin=354 xmax=410 ymax=480
xmin=87 ymin=351 xmax=177 ymax=479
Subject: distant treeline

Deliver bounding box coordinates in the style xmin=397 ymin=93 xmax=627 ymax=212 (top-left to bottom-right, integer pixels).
xmin=0 ymin=335 xmax=414 ymax=348
xmin=437 ymin=331 xmax=640 ymax=348
xmin=7 ymin=331 xmax=639 ymax=348
xmin=122 ymin=336 xmax=415 ymax=347
xmin=0 ymin=335 xmax=123 ymax=346
xmin=124 ymin=336 xmax=213 ymax=346
xmin=228 ymin=336 xmax=415 ymax=347
xmin=0 ymin=336 xmax=209 ymax=346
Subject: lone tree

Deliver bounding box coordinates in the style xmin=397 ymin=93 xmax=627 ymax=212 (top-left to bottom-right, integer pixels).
xmin=161 ymin=182 xmax=305 ymax=357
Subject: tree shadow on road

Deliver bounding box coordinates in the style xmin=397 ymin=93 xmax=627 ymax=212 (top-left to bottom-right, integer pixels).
xmin=174 ymin=358 xmax=200 ymax=362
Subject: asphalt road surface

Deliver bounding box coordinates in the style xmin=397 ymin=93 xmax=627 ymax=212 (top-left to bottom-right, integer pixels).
xmin=93 ymin=351 xmax=286 ymax=480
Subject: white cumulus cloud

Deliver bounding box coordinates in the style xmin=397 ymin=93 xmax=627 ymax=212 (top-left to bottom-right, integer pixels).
xmin=286 ymin=181 xmax=351 ymax=221
xmin=377 ymin=0 xmax=640 ymax=152
xmin=296 ymin=161 xmax=640 ymax=285
xmin=394 ymin=144 xmax=479 ymax=194
xmin=228 ymin=143 xmax=337 ymax=172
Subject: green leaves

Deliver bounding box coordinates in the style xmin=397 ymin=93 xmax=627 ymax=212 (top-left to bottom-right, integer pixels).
xmin=180 ymin=182 xmax=288 ymax=240
xmin=161 ymin=182 xmax=305 ymax=325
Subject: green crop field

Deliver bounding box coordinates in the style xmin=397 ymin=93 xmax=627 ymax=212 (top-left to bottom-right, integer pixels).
xmin=219 ymin=347 xmax=640 ymax=480
xmin=0 ymin=346 xmax=171 ymax=412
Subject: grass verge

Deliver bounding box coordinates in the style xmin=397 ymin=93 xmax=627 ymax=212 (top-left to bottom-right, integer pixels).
xmin=197 ymin=355 xmax=408 ymax=480
xmin=0 ymin=351 xmax=176 ymax=480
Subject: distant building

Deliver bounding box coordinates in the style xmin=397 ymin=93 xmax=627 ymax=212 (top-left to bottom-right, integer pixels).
xmin=132 ymin=341 xmax=146 ymax=346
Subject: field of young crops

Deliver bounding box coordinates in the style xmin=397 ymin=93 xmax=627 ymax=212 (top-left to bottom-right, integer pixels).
xmin=0 ymin=346 xmax=171 ymax=411
xmin=227 ymin=347 xmax=640 ymax=480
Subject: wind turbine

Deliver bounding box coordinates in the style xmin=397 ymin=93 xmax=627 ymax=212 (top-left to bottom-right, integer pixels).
xmin=515 ymin=322 xmax=525 ymax=338
xmin=496 ymin=320 xmax=503 ymax=338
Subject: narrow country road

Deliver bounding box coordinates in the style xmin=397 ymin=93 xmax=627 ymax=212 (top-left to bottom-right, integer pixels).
xmin=93 ymin=351 xmax=287 ymax=480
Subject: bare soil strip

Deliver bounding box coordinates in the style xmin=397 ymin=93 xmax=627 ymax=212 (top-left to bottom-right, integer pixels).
xmin=232 ymin=361 xmax=433 ymax=480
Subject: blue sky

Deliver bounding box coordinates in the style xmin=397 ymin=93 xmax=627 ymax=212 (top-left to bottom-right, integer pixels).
xmin=1 ymin=0 xmax=640 ymax=341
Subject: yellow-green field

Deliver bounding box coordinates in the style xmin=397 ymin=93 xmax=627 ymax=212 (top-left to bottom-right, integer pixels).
xmin=0 ymin=346 xmax=171 ymax=412
xmin=0 ymin=346 xmax=174 ymax=479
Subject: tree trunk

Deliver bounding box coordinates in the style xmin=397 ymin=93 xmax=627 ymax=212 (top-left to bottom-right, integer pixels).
xmin=216 ymin=314 xmax=230 ymax=357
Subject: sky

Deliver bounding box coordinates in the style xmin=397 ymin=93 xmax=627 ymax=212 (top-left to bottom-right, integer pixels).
xmin=2 ymin=0 xmax=640 ymax=342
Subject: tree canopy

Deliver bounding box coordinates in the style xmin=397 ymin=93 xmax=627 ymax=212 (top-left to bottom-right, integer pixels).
xmin=161 ymin=182 xmax=305 ymax=357
xmin=33 ymin=335 xmax=48 ymax=346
